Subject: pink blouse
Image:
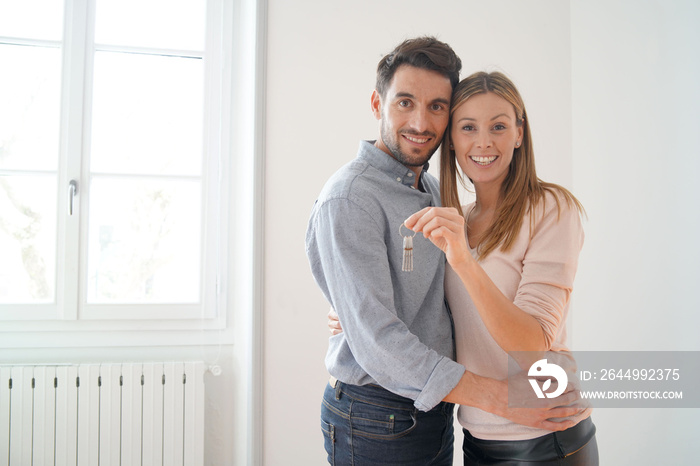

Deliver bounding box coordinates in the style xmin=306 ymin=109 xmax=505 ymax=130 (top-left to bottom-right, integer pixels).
xmin=446 ymin=191 xmax=592 ymax=440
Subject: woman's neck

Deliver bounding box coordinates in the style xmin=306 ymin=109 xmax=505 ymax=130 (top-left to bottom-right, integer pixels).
xmin=473 ymin=182 xmax=501 ymax=215
xmin=467 ymin=183 xmax=502 ymax=249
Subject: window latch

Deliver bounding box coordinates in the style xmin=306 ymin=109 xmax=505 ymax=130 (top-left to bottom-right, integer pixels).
xmin=68 ymin=180 xmax=79 ymax=215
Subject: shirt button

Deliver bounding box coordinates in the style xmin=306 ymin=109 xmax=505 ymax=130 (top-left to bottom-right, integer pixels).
xmin=408 ymin=173 xmax=414 ymax=177
xmin=396 ymin=177 xmax=401 ymax=182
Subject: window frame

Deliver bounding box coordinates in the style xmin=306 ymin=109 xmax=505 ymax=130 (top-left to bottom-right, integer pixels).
xmin=0 ymin=0 xmax=263 ymax=348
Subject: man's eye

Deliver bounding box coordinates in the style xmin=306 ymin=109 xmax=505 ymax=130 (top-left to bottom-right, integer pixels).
xmin=398 ymin=100 xmax=411 ymax=107
xmin=431 ymin=104 xmax=444 ymax=111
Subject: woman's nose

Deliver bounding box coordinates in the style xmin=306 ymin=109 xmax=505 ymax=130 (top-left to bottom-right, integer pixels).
xmin=476 ymin=130 xmax=492 ymax=148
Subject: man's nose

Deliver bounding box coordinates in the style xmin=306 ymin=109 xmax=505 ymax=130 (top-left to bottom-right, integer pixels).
xmin=407 ymin=108 xmax=429 ymax=133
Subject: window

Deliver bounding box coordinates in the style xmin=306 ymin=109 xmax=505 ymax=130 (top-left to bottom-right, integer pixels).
xmin=0 ymin=0 xmax=238 ymax=332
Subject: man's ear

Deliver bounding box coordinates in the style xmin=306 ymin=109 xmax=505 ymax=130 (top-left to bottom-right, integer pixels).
xmin=370 ymin=90 xmax=382 ymax=120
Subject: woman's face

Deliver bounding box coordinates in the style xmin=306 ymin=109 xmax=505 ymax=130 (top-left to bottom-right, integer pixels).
xmin=450 ymin=92 xmax=523 ymax=190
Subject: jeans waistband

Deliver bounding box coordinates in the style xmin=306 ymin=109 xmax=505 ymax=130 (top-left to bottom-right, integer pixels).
xmin=329 ymin=377 xmax=451 ymax=413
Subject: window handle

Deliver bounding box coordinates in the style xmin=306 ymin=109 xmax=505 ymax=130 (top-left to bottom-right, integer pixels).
xmin=68 ymin=180 xmax=79 ymax=215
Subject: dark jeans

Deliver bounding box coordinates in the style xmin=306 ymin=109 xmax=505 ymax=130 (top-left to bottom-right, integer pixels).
xmin=463 ymin=416 xmax=599 ymax=465
xmin=321 ymin=380 xmax=455 ymax=465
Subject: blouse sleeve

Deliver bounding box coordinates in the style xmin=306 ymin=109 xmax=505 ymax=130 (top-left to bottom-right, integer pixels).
xmin=513 ymin=193 xmax=584 ymax=349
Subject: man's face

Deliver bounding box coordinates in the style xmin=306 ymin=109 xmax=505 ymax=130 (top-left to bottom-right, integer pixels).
xmin=371 ymin=65 xmax=452 ymax=168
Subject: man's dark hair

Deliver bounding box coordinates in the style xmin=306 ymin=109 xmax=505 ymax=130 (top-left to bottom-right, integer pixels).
xmin=375 ymin=36 xmax=461 ymax=97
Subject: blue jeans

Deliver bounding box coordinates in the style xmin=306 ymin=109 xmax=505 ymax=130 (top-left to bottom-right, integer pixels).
xmin=321 ymin=380 xmax=455 ymax=465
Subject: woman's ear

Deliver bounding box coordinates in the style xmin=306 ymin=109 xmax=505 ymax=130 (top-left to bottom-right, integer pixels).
xmin=517 ymin=126 xmax=524 ymax=147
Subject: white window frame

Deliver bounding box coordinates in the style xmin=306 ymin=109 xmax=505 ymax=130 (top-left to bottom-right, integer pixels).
xmin=0 ymin=0 xmax=265 ymax=350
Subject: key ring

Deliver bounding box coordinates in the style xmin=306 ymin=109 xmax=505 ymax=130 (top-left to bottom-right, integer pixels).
xmin=399 ymin=223 xmax=417 ymax=238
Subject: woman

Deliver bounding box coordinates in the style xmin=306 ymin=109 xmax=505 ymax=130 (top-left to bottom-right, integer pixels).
xmin=405 ymin=71 xmax=598 ymax=464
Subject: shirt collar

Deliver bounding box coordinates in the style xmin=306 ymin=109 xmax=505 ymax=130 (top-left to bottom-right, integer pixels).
xmin=358 ymin=140 xmax=429 ymax=189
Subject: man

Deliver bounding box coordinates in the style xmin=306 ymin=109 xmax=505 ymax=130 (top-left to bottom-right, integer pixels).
xmin=306 ymin=36 xmax=578 ymax=465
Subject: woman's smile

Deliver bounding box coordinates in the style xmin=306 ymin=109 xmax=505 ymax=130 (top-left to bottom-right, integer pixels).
xmin=469 ymin=155 xmax=499 ymax=166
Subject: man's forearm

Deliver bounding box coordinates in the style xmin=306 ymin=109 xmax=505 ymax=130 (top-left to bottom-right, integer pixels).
xmin=443 ymin=370 xmax=503 ymax=411
xmin=444 ymin=370 xmax=583 ymax=432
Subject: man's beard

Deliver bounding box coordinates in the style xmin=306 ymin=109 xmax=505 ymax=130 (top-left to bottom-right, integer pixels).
xmin=380 ymin=125 xmax=440 ymax=168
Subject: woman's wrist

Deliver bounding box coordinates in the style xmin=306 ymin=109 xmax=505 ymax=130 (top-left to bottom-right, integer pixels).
xmin=450 ymin=250 xmax=479 ymax=278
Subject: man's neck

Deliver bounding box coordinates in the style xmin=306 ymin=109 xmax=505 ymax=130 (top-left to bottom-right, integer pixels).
xmin=373 ymin=139 xmax=424 ymax=189
xmin=408 ymin=165 xmax=423 ymax=189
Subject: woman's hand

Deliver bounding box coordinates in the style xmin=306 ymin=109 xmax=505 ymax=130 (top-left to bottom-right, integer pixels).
xmin=404 ymin=207 xmax=471 ymax=268
xmin=328 ymin=307 xmax=342 ymax=335
xmin=408 ymin=206 xmax=548 ymax=353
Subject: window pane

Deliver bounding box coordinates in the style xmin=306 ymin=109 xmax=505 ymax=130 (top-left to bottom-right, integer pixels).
xmin=95 ymin=0 xmax=205 ymax=51
xmin=0 ymin=44 xmax=62 ymax=172
xmin=0 ymin=175 xmax=57 ymax=304
xmin=90 ymin=51 xmax=204 ymax=176
xmin=86 ymin=177 xmax=202 ymax=304
xmin=0 ymin=0 xmax=64 ymax=41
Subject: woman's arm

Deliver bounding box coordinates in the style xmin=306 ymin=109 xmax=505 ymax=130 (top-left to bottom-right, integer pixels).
xmin=449 ymin=251 xmax=549 ymax=352
xmin=405 ymin=204 xmax=577 ymax=354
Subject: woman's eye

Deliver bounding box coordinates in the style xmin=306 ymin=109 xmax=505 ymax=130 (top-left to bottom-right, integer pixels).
xmin=462 ymin=125 xmax=474 ymax=131
xmin=493 ymin=123 xmax=506 ymax=131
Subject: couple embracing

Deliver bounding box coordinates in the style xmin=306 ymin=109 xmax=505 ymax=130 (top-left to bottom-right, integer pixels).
xmin=306 ymin=36 xmax=597 ymax=465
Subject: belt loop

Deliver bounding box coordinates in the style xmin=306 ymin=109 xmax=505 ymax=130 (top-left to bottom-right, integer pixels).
xmin=335 ymin=381 xmax=342 ymax=400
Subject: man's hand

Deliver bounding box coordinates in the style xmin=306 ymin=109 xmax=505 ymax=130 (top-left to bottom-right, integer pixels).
xmin=446 ymin=370 xmax=588 ymax=432
xmin=495 ymin=369 xmax=588 ymax=431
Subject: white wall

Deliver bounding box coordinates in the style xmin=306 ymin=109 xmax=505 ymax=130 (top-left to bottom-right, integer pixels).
xmin=265 ymin=0 xmax=700 ymax=465
xmin=265 ymin=1 xmax=572 ymax=464
xmin=571 ymin=0 xmax=700 ymax=464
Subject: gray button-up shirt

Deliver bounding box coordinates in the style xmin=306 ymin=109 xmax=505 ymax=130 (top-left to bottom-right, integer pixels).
xmin=306 ymin=140 xmax=465 ymax=411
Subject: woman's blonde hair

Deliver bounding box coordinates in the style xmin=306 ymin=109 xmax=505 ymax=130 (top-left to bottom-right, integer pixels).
xmin=439 ymin=71 xmax=584 ymax=259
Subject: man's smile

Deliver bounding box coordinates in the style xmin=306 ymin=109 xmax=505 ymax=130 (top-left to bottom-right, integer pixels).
xmin=401 ymin=133 xmax=434 ymax=146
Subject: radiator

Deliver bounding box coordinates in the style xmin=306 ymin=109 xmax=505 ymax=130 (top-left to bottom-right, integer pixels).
xmin=0 ymin=362 xmax=205 ymax=466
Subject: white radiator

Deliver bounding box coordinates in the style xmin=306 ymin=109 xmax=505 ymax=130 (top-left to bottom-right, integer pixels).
xmin=0 ymin=362 xmax=205 ymax=466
